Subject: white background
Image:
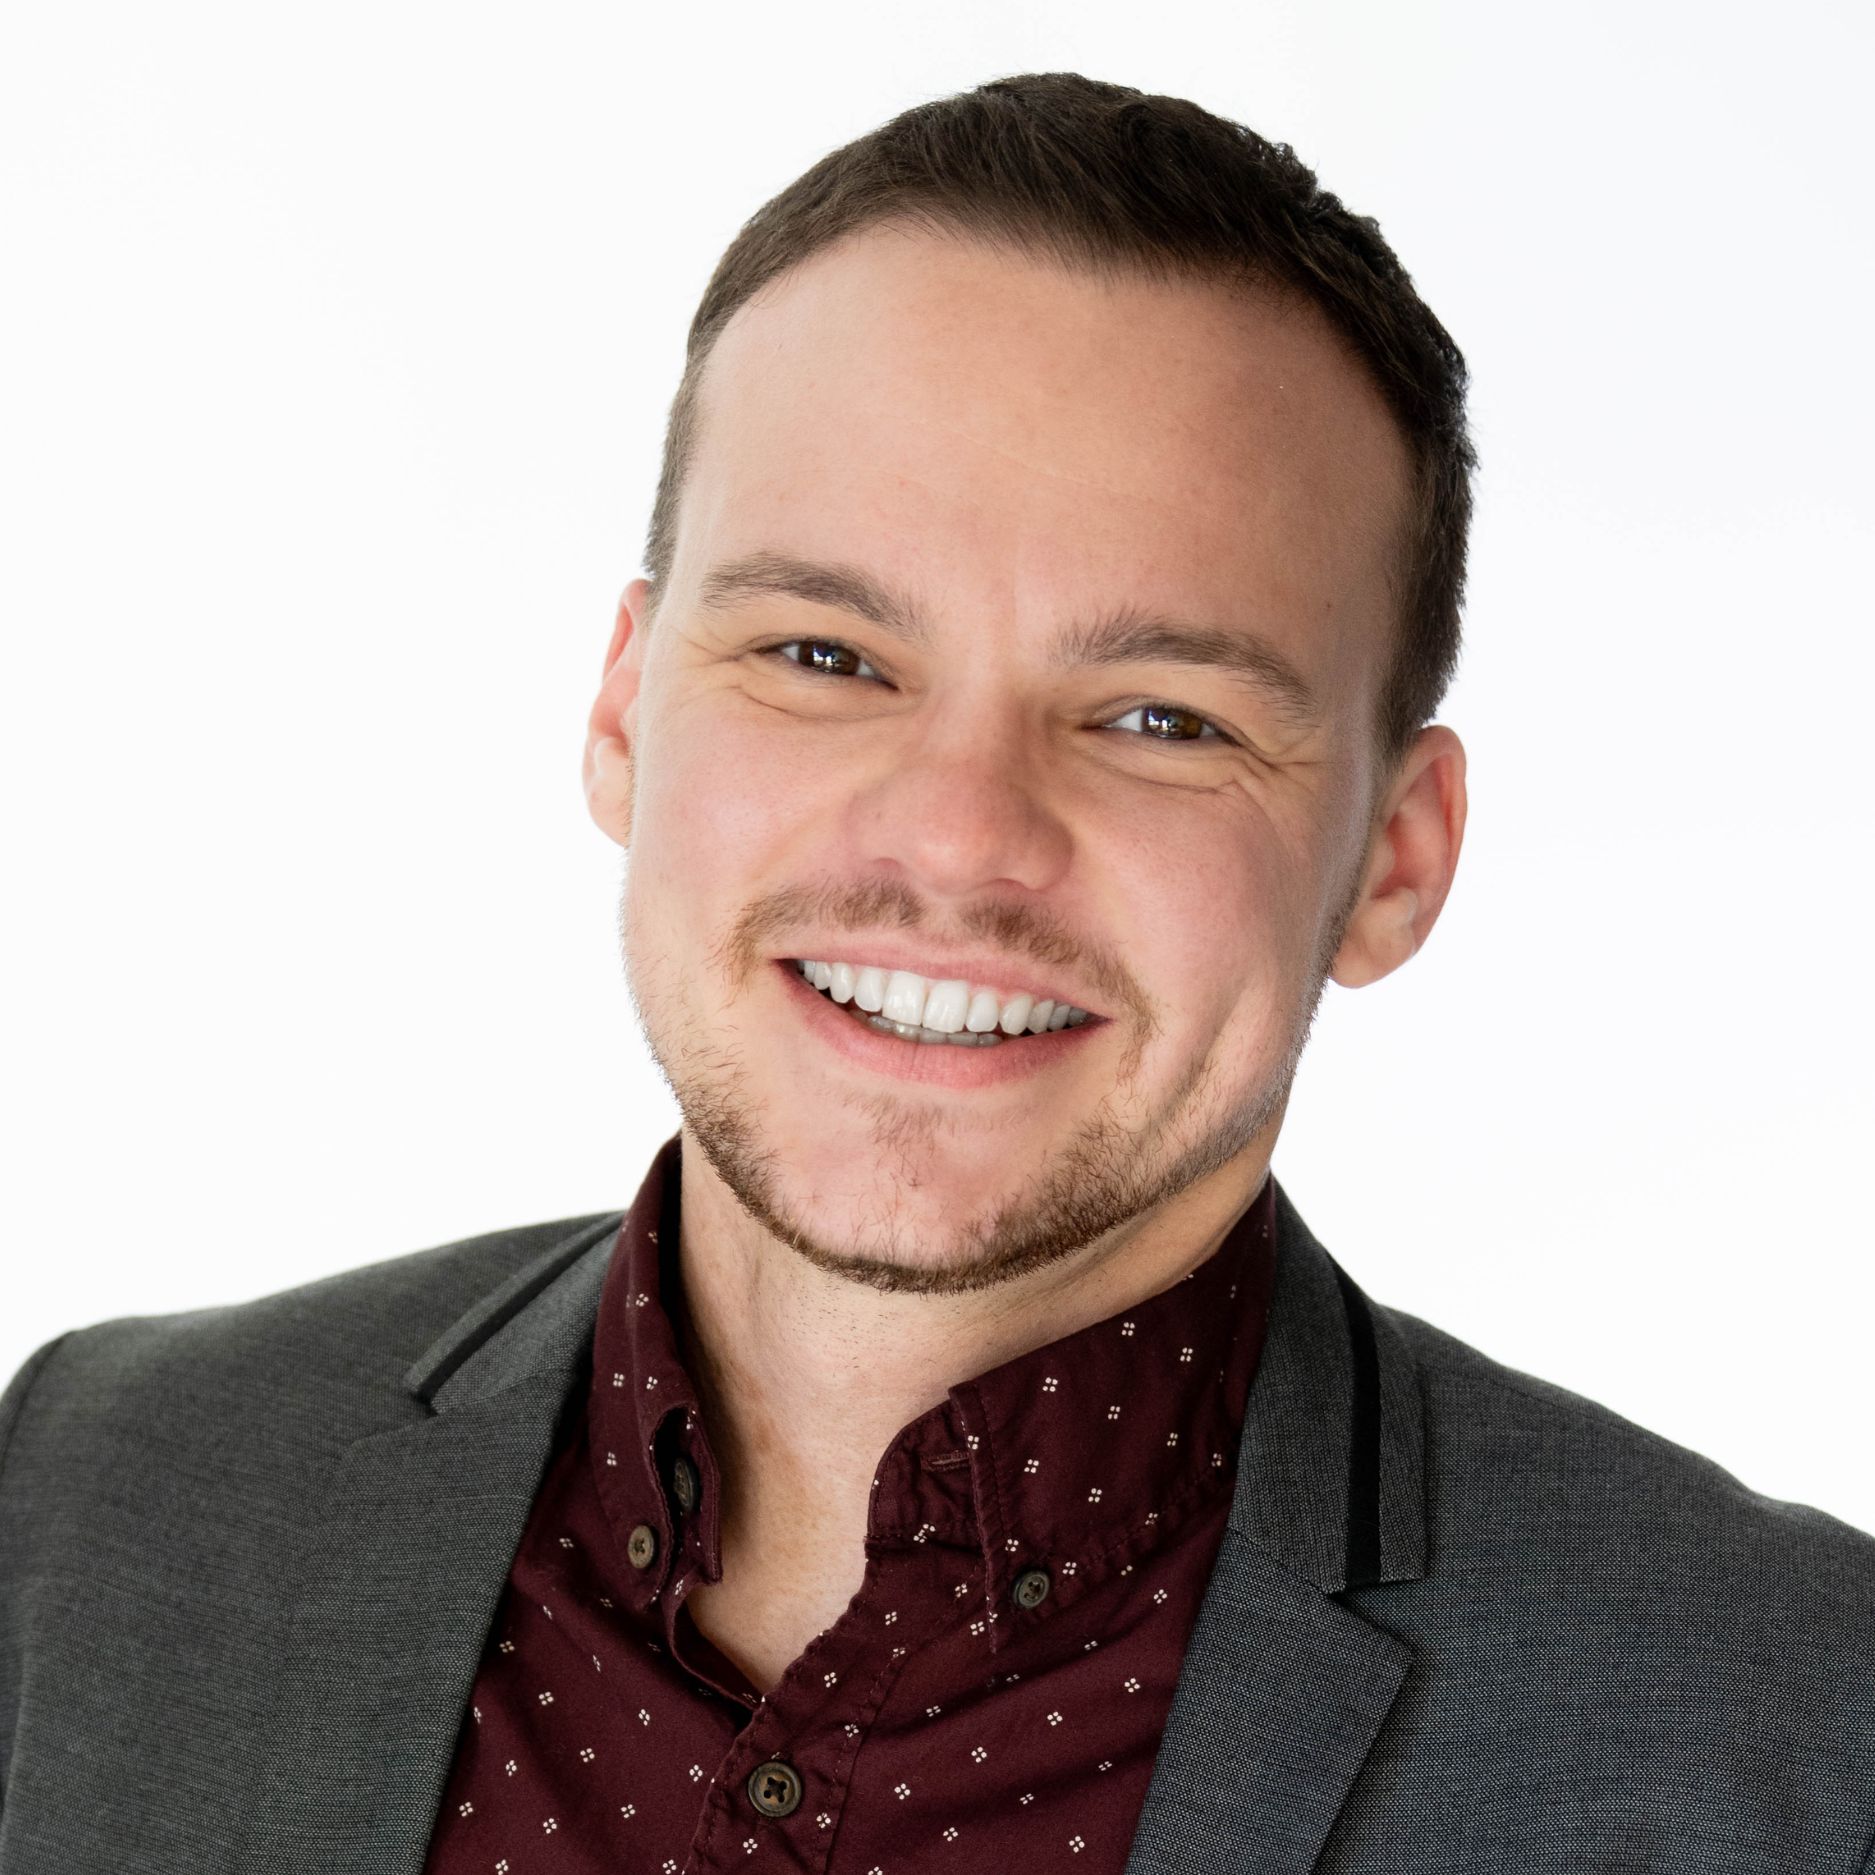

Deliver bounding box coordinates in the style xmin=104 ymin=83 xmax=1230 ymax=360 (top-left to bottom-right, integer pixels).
xmin=4 ymin=2 xmax=1870 ymax=1532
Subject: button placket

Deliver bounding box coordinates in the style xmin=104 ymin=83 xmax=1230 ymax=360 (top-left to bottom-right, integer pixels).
xmin=710 ymin=1545 xmax=933 ymax=1860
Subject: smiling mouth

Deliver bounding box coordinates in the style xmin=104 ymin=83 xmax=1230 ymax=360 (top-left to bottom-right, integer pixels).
xmin=787 ymin=957 xmax=1096 ymax=1048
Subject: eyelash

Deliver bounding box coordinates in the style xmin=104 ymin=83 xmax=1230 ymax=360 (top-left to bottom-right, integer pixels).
xmin=759 ymin=638 xmax=1236 ymax=747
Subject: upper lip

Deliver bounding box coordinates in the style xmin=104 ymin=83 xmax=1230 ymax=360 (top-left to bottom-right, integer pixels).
xmin=779 ymin=943 xmax=1106 ymax=1018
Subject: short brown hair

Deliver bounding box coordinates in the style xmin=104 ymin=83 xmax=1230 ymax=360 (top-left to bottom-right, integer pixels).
xmin=642 ymin=71 xmax=1475 ymax=783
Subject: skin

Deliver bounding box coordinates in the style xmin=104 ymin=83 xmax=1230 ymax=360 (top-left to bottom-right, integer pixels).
xmin=582 ymin=224 xmax=1466 ymax=1691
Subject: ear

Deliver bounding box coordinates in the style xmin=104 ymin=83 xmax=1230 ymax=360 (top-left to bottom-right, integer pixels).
xmin=1329 ymin=724 xmax=1468 ymax=989
xmin=582 ymin=577 xmax=653 ymax=850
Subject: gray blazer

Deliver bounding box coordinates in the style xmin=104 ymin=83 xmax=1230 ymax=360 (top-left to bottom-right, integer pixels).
xmin=3 ymin=1181 xmax=1872 ymax=1873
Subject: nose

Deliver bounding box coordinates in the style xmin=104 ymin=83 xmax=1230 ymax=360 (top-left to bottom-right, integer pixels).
xmin=847 ymin=702 xmax=1073 ymax=903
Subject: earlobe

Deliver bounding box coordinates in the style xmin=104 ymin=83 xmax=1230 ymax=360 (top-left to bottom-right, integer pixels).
xmin=583 ymin=581 xmax=651 ymax=850
xmin=1328 ymin=888 xmax=1418 ymax=989
xmin=1325 ymin=724 xmax=1466 ymax=991
xmin=584 ymin=732 xmax=635 ymax=848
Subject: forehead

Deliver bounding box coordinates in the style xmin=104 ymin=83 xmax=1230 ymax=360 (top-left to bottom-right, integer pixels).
xmin=677 ymin=225 xmax=1411 ymax=714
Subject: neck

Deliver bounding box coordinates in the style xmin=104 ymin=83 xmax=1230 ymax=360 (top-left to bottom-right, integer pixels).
xmin=669 ymin=1129 xmax=1269 ymax=1685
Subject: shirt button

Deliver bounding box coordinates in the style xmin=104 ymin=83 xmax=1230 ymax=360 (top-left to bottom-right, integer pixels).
xmin=671 ymin=1455 xmax=700 ymax=1514
xmin=1012 ymin=1566 xmax=1052 ymax=1610
xmin=626 ymin=1523 xmax=659 ymax=1569
xmin=746 ymin=1759 xmax=804 ymax=1818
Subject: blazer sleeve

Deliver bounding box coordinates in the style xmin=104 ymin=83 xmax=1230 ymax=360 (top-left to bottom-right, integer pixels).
xmin=0 ymin=1330 xmax=75 ymax=1808
xmin=0 ymin=1333 xmax=72 ymax=1488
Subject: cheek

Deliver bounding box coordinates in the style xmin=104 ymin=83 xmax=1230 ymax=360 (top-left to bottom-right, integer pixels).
xmin=628 ymin=697 xmax=822 ymax=910
xmin=1100 ymin=798 xmax=1318 ymax=1021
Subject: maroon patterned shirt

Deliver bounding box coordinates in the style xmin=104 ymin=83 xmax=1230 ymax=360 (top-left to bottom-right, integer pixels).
xmin=423 ymin=1131 xmax=1276 ymax=1874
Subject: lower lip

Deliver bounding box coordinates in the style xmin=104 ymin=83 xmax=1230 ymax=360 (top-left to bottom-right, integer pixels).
xmin=775 ymin=960 xmax=1104 ymax=1090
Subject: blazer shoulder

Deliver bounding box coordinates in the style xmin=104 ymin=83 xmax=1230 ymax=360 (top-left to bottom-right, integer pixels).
xmin=1381 ymin=1299 xmax=1875 ymax=1624
xmin=0 ymin=1210 xmax=624 ymax=1529
xmin=28 ymin=1207 xmax=617 ymax=1386
xmin=1321 ymin=1297 xmax=1875 ymax=1867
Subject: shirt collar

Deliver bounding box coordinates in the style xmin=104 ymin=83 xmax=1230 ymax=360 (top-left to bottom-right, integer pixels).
xmin=588 ymin=1131 xmax=1277 ymax=1645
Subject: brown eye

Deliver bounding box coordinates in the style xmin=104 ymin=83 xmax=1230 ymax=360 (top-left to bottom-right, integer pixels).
xmin=770 ymin=639 xmax=880 ymax=680
xmin=1104 ymin=703 xmax=1228 ymax=744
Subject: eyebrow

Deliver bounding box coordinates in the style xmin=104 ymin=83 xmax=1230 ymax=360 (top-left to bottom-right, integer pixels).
xmin=697 ymin=549 xmax=1324 ymax=730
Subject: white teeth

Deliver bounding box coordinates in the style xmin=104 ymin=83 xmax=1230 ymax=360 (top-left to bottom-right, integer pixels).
xmin=793 ymin=958 xmax=1092 ymax=1039
xmin=965 ymin=987 xmax=1002 ymax=1033
xmin=882 ymin=970 xmax=929 ymax=1026
xmin=921 ymin=979 xmax=972 ymax=1034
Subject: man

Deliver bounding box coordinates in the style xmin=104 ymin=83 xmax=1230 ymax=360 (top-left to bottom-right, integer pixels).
xmin=1 ymin=70 xmax=1870 ymax=1875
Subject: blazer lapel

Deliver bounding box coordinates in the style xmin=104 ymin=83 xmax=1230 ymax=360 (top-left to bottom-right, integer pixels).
xmin=1122 ymin=1179 xmax=1428 ymax=1875
xmin=237 ymin=1211 xmax=625 ymax=1875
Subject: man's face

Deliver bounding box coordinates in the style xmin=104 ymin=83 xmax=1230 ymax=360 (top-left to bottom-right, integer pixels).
xmin=585 ymin=226 xmax=1460 ymax=1295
